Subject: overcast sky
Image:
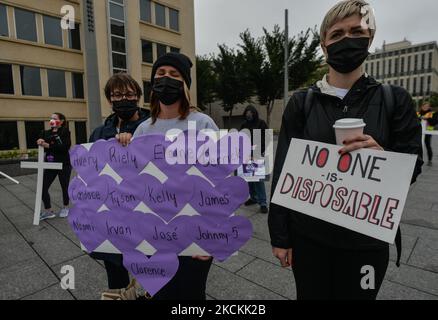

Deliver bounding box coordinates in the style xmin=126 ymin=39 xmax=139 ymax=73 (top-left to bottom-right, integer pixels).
xmin=194 ymin=0 xmax=438 ymax=56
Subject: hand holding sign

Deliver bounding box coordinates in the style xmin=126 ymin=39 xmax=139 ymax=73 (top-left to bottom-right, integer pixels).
xmin=272 ymin=139 xmax=417 ymax=243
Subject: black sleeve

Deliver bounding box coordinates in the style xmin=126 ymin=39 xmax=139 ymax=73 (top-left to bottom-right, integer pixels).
xmin=50 ymin=128 xmax=71 ymax=153
xmin=388 ymin=87 xmax=423 ymax=184
xmin=429 ymin=112 xmax=438 ymax=127
xmin=268 ymin=93 xmax=306 ymax=249
xmin=89 ymin=126 xmax=103 ymax=143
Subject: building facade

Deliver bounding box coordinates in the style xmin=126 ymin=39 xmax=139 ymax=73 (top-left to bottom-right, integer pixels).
xmin=365 ymin=40 xmax=438 ymax=105
xmin=0 ymin=0 xmax=196 ymax=153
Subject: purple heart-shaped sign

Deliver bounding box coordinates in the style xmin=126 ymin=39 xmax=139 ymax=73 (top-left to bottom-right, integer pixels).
xmin=105 ymin=177 xmax=146 ymax=211
xmin=68 ymin=207 xmax=106 ymax=253
xmin=186 ymin=215 xmax=253 ymax=262
xmin=68 ymin=176 xmax=109 ymax=212
xmin=140 ymin=174 xmax=194 ymax=222
xmin=69 ymin=144 xmax=101 ymax=182
xmin=122 ymin=251 xmax=179 ymax=297
xmin=89 ymin=209 xmax=146 ymax=252
xmin=95 ymin=138 xmax=152 ymax=180
xmin=136 ymin=214 xmax=192 ymax=254
xmin=190 ymin=175 xmax=249 ymax=218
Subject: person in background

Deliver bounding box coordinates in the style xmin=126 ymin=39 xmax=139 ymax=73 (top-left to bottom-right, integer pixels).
xmin=89 ymin=72 xmax=150 ymax=293
xmin=417 ymin=102 xmax=437 ymax=166
xmin=37 ymin=113 xmax=72 ymax=221
xmin=240 ymin=105 xmax=269 ymax=214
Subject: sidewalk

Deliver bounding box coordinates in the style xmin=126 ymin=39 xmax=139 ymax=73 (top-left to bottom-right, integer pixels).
xmin=0 ymin=140 xmax=437 ymax=300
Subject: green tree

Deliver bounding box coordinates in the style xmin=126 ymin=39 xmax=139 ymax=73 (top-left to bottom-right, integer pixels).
xmin=196 ymin=55 xmax=216 ymax=111
xmin=212 ymin=45 xmax=252 ymax=128
xmin=239 ymin=26 xmax=322 ymax=126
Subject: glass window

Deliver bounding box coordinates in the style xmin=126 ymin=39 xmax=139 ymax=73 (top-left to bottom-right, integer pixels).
xmin=170 ymin=47 xmax=180 ymax=53
xmin=169 ymin=8 xmax=179 ymax=31
xmin=111 ymin=20 xmax=125 ymax=37
xmin=25 ymin=121 xmax=45 ymax=149
xmin=110 ymin=2 xmax=124 ymax=20
xmin=112 ymin=53 xmax=126 ymax=69
xmin=0 ymin=4 xmax=8 ymax=37
xmin=421 ymin=54 xmax=425 ymax=70
xmin=143 ymin=81 xmax=151 ymax=103
xmin=0 ymin=122 xmax=19 ymax=151
xmin=20 ymin=66 xmax=41 ymax=96
xmin=157 ymin=43 xmax=167 ymax=58
xmin=140 ymin=0 xmax=151 ymax=22
xmin=43 ymin=15 xmax=62 ymax=46
xmin=15 ymin=8 xmax=37 ymax=42
xmin=111 ymin=36 xmax=126 ymax=53
xmin=72 ymin=73 xmax=84 ymax=99
xmin=69 ymin=23 xmax=81 ymax=50
xmin=75 ymin=121 xmax=87 ymax=144
xmin=155 ymin=3 xmax=166 ymax=27
xmin=47 ymin=69 xmax=66 ymax=98
xmin=0 ymin=63 xmax=14 ymax=94
xmin=141 ymin=40 xmax=153 ymax=63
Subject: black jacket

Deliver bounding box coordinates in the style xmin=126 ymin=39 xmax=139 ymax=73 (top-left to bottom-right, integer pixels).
xmin=89 ymin=108 xmax=150 ymax=143
xmin=40 ymin=127 xmax=71 ymax=164
xmin=240 ymin=105 xmax=269 ymax=156
xmin=268 ymin=75 xmax=423 ymax=251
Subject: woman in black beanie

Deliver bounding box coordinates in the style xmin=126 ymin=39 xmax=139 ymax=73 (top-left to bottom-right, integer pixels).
xmin=117 ymin=52 xmax=218 ymax=300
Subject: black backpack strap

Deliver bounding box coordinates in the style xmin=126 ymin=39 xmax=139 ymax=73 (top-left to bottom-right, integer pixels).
xmin=382 ymin=84 xmax=395 ymax=119
xmin=304 ymin=88 xmax=314 ymax=120
xmin=382 ymin=84 xmax=402 ymax=267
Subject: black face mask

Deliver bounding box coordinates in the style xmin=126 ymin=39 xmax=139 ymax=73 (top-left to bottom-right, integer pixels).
xmin=326 ymin=37 xmax=370 ymax=74
xmin=152 ymin=76 xmax=184 ymax=106
xmin=112 ymin=99 xmax=139 ymax=121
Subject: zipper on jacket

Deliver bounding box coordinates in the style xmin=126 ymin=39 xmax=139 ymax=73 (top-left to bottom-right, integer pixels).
xmin=343 ymin=105 xmax=349 ymax=115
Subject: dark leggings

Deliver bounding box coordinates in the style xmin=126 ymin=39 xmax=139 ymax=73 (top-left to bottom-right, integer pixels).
xmin=42 ymin=165 xmax=72 ymax=209
xmin=425 ymin=135 xmax=433 ymax=162
xmin=292 ymin=236 xmax=389 ymax=300
xmin=104 ymin=256 xmax=213 ymax=300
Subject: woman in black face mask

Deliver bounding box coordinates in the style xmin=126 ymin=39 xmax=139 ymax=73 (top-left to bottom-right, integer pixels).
xmin=131 ymin=52 xmax=218 ymax=300
xmin=269 ymin=0 xmax=423 ymax=300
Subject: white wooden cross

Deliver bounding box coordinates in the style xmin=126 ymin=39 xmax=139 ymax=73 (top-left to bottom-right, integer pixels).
xmin=21 ymin=146 xmax=63 ymax=225
xmin=0 ymin=171 xmax=20 ymax=184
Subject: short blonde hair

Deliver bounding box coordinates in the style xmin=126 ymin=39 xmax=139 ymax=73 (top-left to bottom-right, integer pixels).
xmin=320 ymin=0 xmax=376 ymax=44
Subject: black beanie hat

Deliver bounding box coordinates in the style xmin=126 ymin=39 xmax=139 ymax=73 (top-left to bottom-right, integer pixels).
xmin=151 ymin=52 xmax=193 ymax=89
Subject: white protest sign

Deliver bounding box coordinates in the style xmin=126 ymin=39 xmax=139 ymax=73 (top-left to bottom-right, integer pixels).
xmin=271 ymin=139 xmax=417 ymax=244
xmin=237 ymin=159 xmax=266 ymax=182
xmin=21 ymin=146 xmax=63 ymax=225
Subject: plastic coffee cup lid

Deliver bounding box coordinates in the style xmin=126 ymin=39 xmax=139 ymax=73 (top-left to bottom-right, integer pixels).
xmin=333 ymin=118 xmax=366 ymax=129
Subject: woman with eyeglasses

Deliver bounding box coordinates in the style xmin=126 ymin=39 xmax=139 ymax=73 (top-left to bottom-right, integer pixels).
xmin=89 ymin=73 xmax=150 ymax=293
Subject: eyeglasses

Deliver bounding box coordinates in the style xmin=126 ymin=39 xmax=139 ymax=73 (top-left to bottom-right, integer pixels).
xmin=111 ymin=92 xmax=137 ymax=101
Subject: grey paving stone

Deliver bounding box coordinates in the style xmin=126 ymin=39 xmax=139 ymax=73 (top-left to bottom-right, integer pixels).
xmin=377 ymin=280 xmax=438 ymax=300
xmin=240 ymin=237 xmax=280 ymax=266
xmin=404 ymin=198 xmax=432 ymax=211
xmin=236 ymin=258 xmax=295 ymax=300
xmin=20 ymin=224 xmax=85 ymax=267
xmin=0 ymin=190 xmax=24 ymax=209
xmin=0 ymin=257 xmax=59 ymax=300
xmin=248 ymin=213 xmax=270 ymax=242
xmin=386 ymin=263 xmax=438 ymax=296
xmin=389 ymin=234 xmax=417 ymax=264
xmin=213 ymin=251 xmax=256 ymax=273
xmin=401 ymin=207 xmax=438 ymax=229
xmin=21 ymin=283 xmax=74 ymax=300
xmin=206 ymin=265 xmax=286 ymax=300
xmin=408 ymin=238 xmax=438 ymax=273
xmin=53 ymin=255 xmax=106 ymax=300
xmin=401 ymin=223 xmax=438 ymax=243
xmin=0 ymin=232 xmax=37 ymax=270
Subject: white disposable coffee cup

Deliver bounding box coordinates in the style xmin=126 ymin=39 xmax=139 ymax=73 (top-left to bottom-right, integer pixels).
xmin=333 ymin=118 xmax=366 ymax=146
